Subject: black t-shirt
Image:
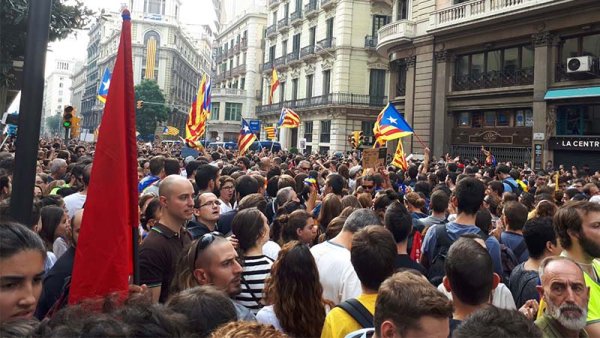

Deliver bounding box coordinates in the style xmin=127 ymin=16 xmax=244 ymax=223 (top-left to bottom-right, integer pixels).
xmin=508 ymin=262 xmax=540 ymax=309
xmin=394 ymin=254 xmax=427 ymax=276
xmin=139 ymin=223 xmax=191 ymax=303
xmin=449 ymin=318 xmax=462 ymax=337
xmin=35 ymin=247 xmax=75 ymax=319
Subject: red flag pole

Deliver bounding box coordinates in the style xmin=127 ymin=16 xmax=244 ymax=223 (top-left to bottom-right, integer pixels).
xmin=412 ymin=132 xmax=427 ymax=149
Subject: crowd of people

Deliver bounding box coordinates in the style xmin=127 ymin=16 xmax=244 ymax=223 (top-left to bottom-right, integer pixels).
xmin=1 ymin=135 xmax=600 ymax=337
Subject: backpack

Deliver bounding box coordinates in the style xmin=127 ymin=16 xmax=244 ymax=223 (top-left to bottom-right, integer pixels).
xmin=504 ymin=179 xmax=523 ymax=197
xmin=336 ymin=298 xmax=373 ymax=329
xmin=500 ymin=240 xmax=527 ymax=283
xmin=426 ymin=224 xmax=486 ymax=286
xmin=409 ymin=231 xmax=423 ymax=262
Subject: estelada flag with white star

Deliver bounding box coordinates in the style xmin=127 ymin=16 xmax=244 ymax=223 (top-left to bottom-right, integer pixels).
xmin=377 ymin=102 xmax=413 ymax=141
xmin=238 ymin=118 xmax=257 ymax=155
xmin=97 ymin=67 xmax=112 ymax=103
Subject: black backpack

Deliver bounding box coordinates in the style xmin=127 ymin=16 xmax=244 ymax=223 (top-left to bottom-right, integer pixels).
xmin=500 ymin=240 xmax=527 ymax=283
xmin=426 ymin=224 xmax=486 ymax=286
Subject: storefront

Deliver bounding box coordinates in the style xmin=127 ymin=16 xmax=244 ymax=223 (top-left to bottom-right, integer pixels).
xmin=548 ymin=136 xmax=600 ymax=171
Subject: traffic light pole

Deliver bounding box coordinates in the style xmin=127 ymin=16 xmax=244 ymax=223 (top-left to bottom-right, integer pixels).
xmin=10 ymin=0 xmax=52 ymax=225
xmin=64 ymin=127 xmax=69 ymax=143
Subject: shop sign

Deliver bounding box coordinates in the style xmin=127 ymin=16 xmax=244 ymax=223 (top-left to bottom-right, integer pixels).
xmin=548 ymin=137 xmax=600 ymax=151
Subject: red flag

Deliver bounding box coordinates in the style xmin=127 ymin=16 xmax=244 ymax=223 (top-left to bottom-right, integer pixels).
xmin=69 ymin=9 xmax=138 ymax=304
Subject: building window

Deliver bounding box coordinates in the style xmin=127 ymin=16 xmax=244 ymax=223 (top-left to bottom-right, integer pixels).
xmin=369 ymin=69 xmax=386 ymax=99
xmin=144 ymin=0 xmax=165 ymax=15
xmin=240 ymin=77 xmax=245 ymax=90
xmin=396 ymin=62 xmax=407 ymax=97
xmin=320 ymin=120 xmax=331 ymax=143
xmin=560 ymin=33 xmax=600 ymax=63
xmin=456 ymin=108 xmax=532 ymax=128
xmin=454 ymin=44 xmax=535 ymax=91
xmin=372 ymin=15 xmax=390 ymax=36
xmin=306 ymin=75 xmax=313 ymax=98
xmin=225 ymin=103 xmax=242 ymax=121
xmin=397 ymin=0 xmax=408 ymax=20
xmin=322 ymin=70 xmax=331 ymax=95
xmin=557 ymin=105 xmax=600 ymax=136
xmin=304 ymin=121 xmax=313 ymax=142
xmin=211 ymin=102 xmax=220 ymax=120
xmin=280 ymin=82 xmax=286 ymax=102
xmin=292 ymin=78 xmax=298 ymax=101
xmin=59 ymin=83 xmax=63 ymax=88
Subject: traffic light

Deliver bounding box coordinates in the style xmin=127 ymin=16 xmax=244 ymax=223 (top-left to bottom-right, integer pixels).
xmin=348 ymin=135 xmax=356 ymax=149
xmin=63 ymin=106 xmax=74 ymax=129
xmin=137 ymin=100 xmax=144 ymax=109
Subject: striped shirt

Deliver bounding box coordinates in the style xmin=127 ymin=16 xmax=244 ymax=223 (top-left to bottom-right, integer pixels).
xmin=235 ymin=255 xmax=273 ymax=314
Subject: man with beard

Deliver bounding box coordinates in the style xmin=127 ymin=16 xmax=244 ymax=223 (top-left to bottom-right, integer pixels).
xmin=554 ymin=201 xmax=600 ymax=336
xmin=536 ymin=256 xmax=590 ymax=338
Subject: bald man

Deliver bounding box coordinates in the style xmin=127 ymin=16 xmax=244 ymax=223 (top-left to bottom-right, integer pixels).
xmin=139 ymin=175 xmax=194 ymax=303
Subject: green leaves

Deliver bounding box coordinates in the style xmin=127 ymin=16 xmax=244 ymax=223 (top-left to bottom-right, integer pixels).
xmin=134 ymin=80 xmax=169 ymax=137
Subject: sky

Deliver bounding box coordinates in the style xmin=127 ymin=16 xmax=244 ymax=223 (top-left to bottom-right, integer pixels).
xmin=46 ymin=0 xmax=215 ymax=74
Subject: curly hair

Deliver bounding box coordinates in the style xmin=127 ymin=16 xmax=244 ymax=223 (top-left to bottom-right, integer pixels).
xmin=263 ymin=241 xmax=328 ymax=337
xmin=210 ymin=321 xmax=289 ymax=338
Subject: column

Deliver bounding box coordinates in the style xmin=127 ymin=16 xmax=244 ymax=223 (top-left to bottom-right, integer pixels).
xmin=404 ymin=55 xmax=416 ymax=153
xmin=433 ymin=50 xmax=450 ymax=157
xmin=532 ymin=31 xmax=554 ymax=168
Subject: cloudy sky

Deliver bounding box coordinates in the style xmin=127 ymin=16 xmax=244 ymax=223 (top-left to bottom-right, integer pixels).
xmin=46 ymin=0 xmax=215 ymax=73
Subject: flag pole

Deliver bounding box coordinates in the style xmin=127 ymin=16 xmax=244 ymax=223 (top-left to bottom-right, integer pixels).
xmin=412 ymin=131 xmax=427 ymax=149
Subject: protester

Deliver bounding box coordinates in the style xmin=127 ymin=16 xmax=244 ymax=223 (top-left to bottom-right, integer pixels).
xmin=258 ymin=241 xmax=328 ymax=336
xmin=231 ymin=207 xmax=273 ymax=314
xmin=39 ymin=205 xmax=69 ymax=260
xmin=383 ymin=201 xmax=426 ymax=275
xmin=0 ymin=222 xmax=46 ymax=324
xmin=454 ymin=306 xmax=542 ymax=338
xmin=278 ymin=209 xmax=317 ymax=245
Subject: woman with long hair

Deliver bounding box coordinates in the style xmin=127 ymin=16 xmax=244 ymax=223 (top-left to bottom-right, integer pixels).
xmin=231 ymin=208 xmax=273 ymax=314
xmin=39 ymin=205 xmax=69 ymax=260
xmin=257 ymin=241 xmax=329 ymax=336
xmin=278 ymin=210 xmax=317 ymax=245
xmin=317 ymin=193 xmax=342 ymax=232
xmin=0 ymin=221 xmax=46 ymax=324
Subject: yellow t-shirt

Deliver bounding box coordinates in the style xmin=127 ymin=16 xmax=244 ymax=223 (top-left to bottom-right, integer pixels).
xmin=537 ymin=259 xmax=600 ymax=325
xmin=321 ymin=293 xmax=377 ymax=338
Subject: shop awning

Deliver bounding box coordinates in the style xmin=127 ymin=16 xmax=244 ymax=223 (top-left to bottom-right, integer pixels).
xmin=544 ymin=86 xmax=600 ymax=100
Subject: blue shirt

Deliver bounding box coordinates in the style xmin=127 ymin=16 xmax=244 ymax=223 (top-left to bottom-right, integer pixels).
xmin=138 ymin=175 xmax=159 ymax=193
xmin=502 ymin=177 xmax=519 ymax=194
xmin=501 ymin=231 xmax=529 ymax=263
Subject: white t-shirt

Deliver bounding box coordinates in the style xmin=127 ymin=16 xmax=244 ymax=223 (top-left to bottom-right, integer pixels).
xmin=219 ymin=199 xmax=234 ymax=214
xmin=256 ymin=305 xmax=283 ymax=332
xmin=262 ymin=241 xmax=281 ymax=261
xmin=63 ymin=192 xmax=87 ymax=218
xmin=310 ymin=240 xmax=362 ymax=307
xmin=437 ymin=282 xmax=516 ymax=310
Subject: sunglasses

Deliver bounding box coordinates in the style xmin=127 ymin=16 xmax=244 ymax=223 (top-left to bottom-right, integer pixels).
xmin=192 ymin=231 xmax=224 ymax=268
xmin=362 ymin=185 xmax=374 ymax=189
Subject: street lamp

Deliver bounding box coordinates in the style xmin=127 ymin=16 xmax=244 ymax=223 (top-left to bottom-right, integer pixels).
xmin=216 ymin=136 xmax=220 ymax=142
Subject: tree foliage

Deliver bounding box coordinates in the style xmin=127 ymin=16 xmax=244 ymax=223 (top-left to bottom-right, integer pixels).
xmin=45 ymin=113 xmax=62 ymax=135
xmin=0 ymin=0 xmax=94 ymax=86
xmin=135 ymin=80 xmax=169 ymax=137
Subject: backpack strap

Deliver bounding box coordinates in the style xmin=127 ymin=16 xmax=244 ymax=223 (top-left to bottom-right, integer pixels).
xmin=504 ymin=179 xmax=519 ymax=193
xmin=512 ymin=240 xmax=527 ymax=260
xmin=336 ymin=298 xmax=374 ymax=329
xmin=434 ymin=224 xmax=452 ymax=250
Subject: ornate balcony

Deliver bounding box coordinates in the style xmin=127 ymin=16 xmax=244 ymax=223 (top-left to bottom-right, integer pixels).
xmin=555 ymin=63 xmax=600 ymax=82
xmin=376 ymin=20 xmax=416 ymax=55
xmin=233 ymin=44 xmax=240 ymax=54
xmin=278 ymin=17 xmax=290 ymax=33
xmin=300 ymin=45 xmax=316 ymax=60
xmin=266 ymin=25 xmax=277 ymax=39
xmin=268 ymin=0 xmax=280 ymax=9
xmin=321 ymin=0 xmax=336 ymax=10
xmin=231 ymin=64 xmax=247 ymax=77
xmin=215 ymin=52 xmax=223 ymax=63
xmin=261 ymin=61 xmax=273 ymax=74
xmin=212 ymin=88 xmax=248 ymax=97
xmin=364 ymin=35 xmax=377 ymax=49
xmin=274 ymin=56 xmax=287 ymax=69
xmin=287 ymin=50 xmax=301 ymax=65
xmin=429 ymin=0 xmax=563 ymax=32
xmin=255 ymin=93 xmax=388 ymax=116
xmin=290 ymin=10 xmax=303 ymax=26
xmin=241 ymin=38 xmax=248 ymax=51
xmin=316 ymin=37 xmax=335 ymax=54
xmin=227 ymin=47 xmax=234 ymax=58
xmin=452 ymin=67 xmax=534 ymax=91
xmin=304 ymin=1 xmax=318 ymax=19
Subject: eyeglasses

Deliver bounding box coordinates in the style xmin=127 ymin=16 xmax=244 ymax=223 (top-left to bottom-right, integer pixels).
xmin=301 ymin=167 xmax=310 ymax=170
xmin=193 ymin=231 xmax=224 ymax=268
xmin=221 ymin=185 xmax=234 ymax=190
xmin=200 ymin=200 xmax=221 ymax=208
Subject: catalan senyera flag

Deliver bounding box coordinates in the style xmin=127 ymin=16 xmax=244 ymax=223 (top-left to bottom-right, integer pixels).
xmin=97 ymin=68 xmax=112 ymax=103
xmin=377 ymin=103 xmax=414 ymax=141
xmin=69 ymin=9 xmax=138 ymax=304
xmin=186 ymin=74 xmax=208 ymax=142
xmin=278 ymin=107 xmax=300 ymax=128
xmin=238 ymin=118 xmax=257 ymax=155
xmin=269 ymin=68 xmax=279 ymax=104
xmin=144 ymin=36 xmax=157 ymax=80
xmin=391 ymin=140 xmax=409 ymax=171
xmin=162 ymin=126 xmax=180 ymax=136
xmin=264 ymin=126 xmax=276 ymax=140
xmin=372 ymin=111 xmax=386 ymax=148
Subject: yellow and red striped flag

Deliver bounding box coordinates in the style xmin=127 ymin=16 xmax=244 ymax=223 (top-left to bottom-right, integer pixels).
xmin=277 ymin=107 xmax=300 ymax=128
xmin=264 ymin=126 xmax=276 ymax=140
xmin=269 ymin=68 xmax=279 ymax=104
xmin=391 ymin=140 xmax=409 ymax=170
xmin=238 ymin=119 xmax=257 ymax=155
xmin=186 ymin=74 xmax=208 ymax=143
